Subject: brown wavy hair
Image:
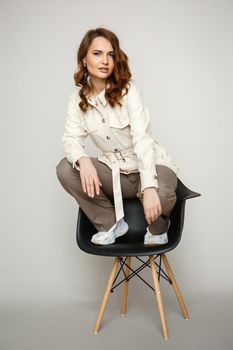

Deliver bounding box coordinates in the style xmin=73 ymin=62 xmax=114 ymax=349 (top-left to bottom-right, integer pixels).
xmin=73 ymin=27 xmax=132 ymax=113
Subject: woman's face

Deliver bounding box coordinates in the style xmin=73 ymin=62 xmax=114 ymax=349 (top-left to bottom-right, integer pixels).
xmin=83 ymin=36 xmax=115 ymax=82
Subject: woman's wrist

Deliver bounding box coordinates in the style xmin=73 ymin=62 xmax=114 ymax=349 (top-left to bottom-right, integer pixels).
xmin=76 ymin=156 xmax=90 ymax=165
xmin=143 ymin=187 xmax=159 ymax=193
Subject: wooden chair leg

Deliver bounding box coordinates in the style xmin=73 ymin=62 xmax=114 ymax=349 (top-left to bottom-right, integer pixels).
xmin=121 ymin=256 xmax=131 ymax=316
xmin=93 ymin=257 xmax=120 ymax=334
xmin=161 ymin=253 xmax=190 ymax=320
xmin=149 ymin=256 xmax=169 ymax=340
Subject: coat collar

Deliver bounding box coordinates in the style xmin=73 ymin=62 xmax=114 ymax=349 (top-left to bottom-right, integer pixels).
xmin=96 ymin=88 xmax=107 ymax=106
xmin=87 ymin=75 xmax=109 ymax=107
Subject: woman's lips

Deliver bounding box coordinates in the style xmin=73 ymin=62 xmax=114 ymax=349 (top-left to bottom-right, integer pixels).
xmin=99 ymin=68 xmax=109 ymax=72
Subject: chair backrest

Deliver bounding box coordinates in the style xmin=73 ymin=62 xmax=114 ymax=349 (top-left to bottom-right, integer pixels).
xmin=167 ymin=178 xmax=201 ymax=248
xmin=76 ymin=177 xmax=201 ymax=254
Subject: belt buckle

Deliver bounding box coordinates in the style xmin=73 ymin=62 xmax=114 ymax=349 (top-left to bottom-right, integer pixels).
xmin=114 ymin=149 xmax=123 ymax=161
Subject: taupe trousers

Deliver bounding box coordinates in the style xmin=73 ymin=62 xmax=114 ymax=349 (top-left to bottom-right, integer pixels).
xmin=56 ymin=157 xmax=178 ymax=235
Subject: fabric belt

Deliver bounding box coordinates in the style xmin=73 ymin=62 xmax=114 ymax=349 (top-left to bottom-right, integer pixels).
xmin=102 ymin=148 xmax=136 ymax=222
xmin=111 ymin=159 xmax=124 ymax=222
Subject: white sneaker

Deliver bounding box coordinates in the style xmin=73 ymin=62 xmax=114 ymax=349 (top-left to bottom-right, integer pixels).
xmin=144 ymin=220 xmax=170 ymax=246
xmin=91 ymin=218 xmax=129 ymax=245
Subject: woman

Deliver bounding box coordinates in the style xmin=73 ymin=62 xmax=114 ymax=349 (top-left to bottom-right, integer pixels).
xmin=56 ymin=27 xmax=179 ymax=246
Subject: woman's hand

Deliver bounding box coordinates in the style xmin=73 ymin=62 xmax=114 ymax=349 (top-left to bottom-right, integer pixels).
xmin=77 ymin=157 xmax=102 ymax=198
xmin=142 ymin=187 xmax=162 ymax=225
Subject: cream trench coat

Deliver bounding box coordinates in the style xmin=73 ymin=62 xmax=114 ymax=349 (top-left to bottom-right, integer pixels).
xmin=62 ymin=80 xmax=179 ymax=222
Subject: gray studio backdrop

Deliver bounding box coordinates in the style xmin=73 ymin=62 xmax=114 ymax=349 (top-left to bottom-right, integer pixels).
xmin=1 ymin=0 xmax=232 ymax=306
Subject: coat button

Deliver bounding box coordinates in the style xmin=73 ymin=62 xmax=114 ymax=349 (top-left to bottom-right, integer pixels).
xmin=114 ymin=148 xmax=119 ymax=152
xmin=153 ymin=175 xmax=158 ymax=179
xmin=122 ymin=158 xmax=126 ymax=162
xmin=106 ymin=136 xmax=111 ymax=140
xmin=102 ymin=118 xmax=105 ymax=123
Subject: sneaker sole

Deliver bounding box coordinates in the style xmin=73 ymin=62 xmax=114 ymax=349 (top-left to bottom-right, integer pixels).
xmin=144 ymin=241 xmax=168 ymax=246
xmin=91 ymin=239 xmax=115 ymax=245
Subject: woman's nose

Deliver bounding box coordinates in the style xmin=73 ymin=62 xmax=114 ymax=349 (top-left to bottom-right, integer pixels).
xmin=102 ymin=55 xmax=109 ymax=64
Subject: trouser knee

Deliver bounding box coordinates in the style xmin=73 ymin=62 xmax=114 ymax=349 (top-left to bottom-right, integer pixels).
xmin=158 ymin=191 xmax=177 ymax=216
xmin=55 ymin=157 xmax=75 ymax=186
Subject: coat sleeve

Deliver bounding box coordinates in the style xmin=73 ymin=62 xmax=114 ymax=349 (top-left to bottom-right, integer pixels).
xmin=126 ymin=83 xmax=159 ymax=192
xmin=62 ymin=90 xmax=89 ymax=168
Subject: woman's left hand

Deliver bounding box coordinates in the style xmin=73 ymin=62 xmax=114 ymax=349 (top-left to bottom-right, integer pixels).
xmin=142 ymin=187 xmax=162 ymax=225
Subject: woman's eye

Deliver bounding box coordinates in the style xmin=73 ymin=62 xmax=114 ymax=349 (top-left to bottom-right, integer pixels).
xmin=93 ymin=52 xmax=114 ymax=57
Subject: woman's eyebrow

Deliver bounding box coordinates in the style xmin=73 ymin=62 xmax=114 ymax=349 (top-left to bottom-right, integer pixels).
xmin=92 ymin=49 xmax=115 ymax=53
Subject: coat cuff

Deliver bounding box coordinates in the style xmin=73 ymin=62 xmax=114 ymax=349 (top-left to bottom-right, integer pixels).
xmin=140 ymin=170 xmax=159 ymax=192
xmin=70 ymin=152 xmax=89 ymax=169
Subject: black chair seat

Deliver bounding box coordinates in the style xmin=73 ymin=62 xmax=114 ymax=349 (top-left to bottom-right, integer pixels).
xmin=76 ymin=178 xmax=201 ymax=257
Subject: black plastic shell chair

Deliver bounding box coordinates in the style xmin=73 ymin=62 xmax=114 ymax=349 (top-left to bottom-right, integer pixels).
xmin=76 ymin=178 xmax=201 ymax=339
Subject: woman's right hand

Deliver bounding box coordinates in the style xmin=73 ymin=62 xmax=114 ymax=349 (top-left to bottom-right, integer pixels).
xmin=77 ymin=157 xmax=102 ymax=198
